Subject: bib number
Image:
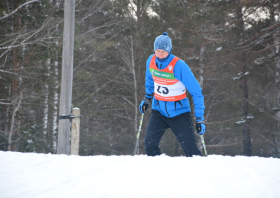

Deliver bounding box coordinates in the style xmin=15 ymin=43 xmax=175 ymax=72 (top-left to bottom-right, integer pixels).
xmin=157 ymin=85 xmax=169 ymax=94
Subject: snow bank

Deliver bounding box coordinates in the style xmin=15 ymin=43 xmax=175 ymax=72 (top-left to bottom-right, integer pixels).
xmin=0 ymin=151 xmax=279 ymax=198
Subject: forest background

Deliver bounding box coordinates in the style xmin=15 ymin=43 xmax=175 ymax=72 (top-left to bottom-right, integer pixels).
xmin=0 ymin=0 xmax=279 ymax=158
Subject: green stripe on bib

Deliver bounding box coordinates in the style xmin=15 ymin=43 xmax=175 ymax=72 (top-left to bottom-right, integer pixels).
xmin=150 ymin=68 xmax=176 ymax=79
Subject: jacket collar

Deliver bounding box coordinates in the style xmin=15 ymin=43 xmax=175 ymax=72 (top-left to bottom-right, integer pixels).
xmin=155 ymin=54 xmax=174 ymax=70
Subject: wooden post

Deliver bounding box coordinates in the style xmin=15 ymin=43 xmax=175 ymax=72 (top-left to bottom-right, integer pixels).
xmin=71 ymin=108 xmax=80 ymax=155
xmin=57 ymin=0 xmax=75 ymax=155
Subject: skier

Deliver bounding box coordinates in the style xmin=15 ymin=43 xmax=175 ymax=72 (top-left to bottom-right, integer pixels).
xmin=139 ymin=32 xmax=206 ymax=157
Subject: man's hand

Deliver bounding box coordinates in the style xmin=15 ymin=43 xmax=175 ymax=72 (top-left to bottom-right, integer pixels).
xmin=196 ymin=119 xmax=206 ymax=135
xmin=139 ymin=97 xmax=151 ymax=114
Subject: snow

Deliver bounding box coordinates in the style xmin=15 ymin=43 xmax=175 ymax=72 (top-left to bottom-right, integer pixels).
xmin=216 ymin=47 xmax=222 ymax=51
xmin=1 ymin=151 xmax=280 ymax=198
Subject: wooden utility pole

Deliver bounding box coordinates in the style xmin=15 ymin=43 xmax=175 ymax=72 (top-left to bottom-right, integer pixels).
xmin=57 ymin=0 xmax=75 ymax=155
xmin=71 ymin=108 xmax=80 ymax=155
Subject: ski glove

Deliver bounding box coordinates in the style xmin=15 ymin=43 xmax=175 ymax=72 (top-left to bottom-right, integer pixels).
xmin=139 ymin=97 xmax=151 ymax=114
xmin=196 ymin=119 xmax=206 ymax=135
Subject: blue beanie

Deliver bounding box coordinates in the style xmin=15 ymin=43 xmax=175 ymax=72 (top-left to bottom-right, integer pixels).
xmin=154 ymin=32 xmax=172 ymax=54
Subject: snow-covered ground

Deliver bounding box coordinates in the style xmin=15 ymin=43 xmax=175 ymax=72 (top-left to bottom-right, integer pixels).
xmin=0 ymin=151 xmax=280 ymax=198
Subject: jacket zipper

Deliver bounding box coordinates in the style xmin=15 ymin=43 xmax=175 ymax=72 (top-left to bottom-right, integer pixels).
xmin=175 ymin=101 xmax=183 ymax=110
xmin=165 ymin=102 xmax=170 ymax=117
xmin=155 ymin=99 xmax=160 ymax=107
xmin=157 ymin=62 xmax=169 ymax=117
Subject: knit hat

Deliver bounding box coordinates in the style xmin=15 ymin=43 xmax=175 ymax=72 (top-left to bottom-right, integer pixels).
xmin=154 ymin=32 xmax=172 ymax=54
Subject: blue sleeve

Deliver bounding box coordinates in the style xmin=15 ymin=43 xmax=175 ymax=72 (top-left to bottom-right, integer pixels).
xmin=174 ymin=60 xmax=205 ymax=119
xmin=145 ymin=55 xmax=154 ymax=98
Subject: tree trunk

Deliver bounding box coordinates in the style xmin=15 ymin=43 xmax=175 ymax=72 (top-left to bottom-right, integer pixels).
xmin=131 ymin=36 xmax=138 ymax=143
xmin=51 ymin=0 xmax=62 ymax=153
xmin=240 ymin=53 xmax=251 ymax=156
xmin=273 ymin=13 xmax=280 ymax=158
xmin=274 ymin=14 xmax=280 ymax=126
xmin=236 ymin=2 xmax=252 ymax=156
xmin=7 ymin=91 xmax=23 ymax=151
xmin=8 ymin=0 xmax=23 ymax=151
xmin=199 ymin=46 xmax=206 ymax=89
xmin=43 ymin=58 xmax=51 ymax=136
xmin=52 ymin=60 xmax=59 ymax=153
xmin=268 ymin=0 xmax=280 ymax=157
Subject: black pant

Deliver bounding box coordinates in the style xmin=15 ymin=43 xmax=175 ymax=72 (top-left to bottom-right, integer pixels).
xmin=144 ymin=110 xmax=201 ymax=157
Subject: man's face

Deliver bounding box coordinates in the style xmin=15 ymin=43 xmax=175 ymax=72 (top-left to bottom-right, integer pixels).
xmin=155 ymin=49 xmax=169 ymax=59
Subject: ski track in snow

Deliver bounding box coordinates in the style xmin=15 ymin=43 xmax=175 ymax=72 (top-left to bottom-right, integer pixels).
xmin=0 ymin=151 xmax=280 ymax=198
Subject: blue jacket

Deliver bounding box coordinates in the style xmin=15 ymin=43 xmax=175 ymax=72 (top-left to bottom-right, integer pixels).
xmin=145 ymin=54 xmax=205 ymax=119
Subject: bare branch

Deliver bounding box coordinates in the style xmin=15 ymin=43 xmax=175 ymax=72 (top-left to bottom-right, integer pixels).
xmin=0 ymin=17 xmax=54 ymax=60
xmin=0 ymin=41 xmax=33 ymax=50
xmin=77 ymin=68 xmax=124 ymax=106
xmin=0 ymin=0 xmax=40 ymax=21
xmin=122 ymin=96 xmax=135 ymax=107
xmin=20 ymin=17 xmax=53 ymax=45
xmin=110 ymin=113 xmax=133 ymax=120
xmin=237 ymin=22 xmax=280 ymax=46
xmin=0 ymin=102 xmax=12 ymax=105
xmin=0 ymin=34 xmax=20 ymax=59
xmin=0 ymin=69 xmax=28 ymax=78
xmin=79 ymin=0 xmax=109 ymax=23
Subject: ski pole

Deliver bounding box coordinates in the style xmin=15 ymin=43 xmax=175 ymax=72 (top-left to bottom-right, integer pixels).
xmin=200 ymin=135 xmax=208 ymax=156
xmin=133 ymin=113 xmax=144 ymax=155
